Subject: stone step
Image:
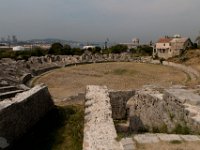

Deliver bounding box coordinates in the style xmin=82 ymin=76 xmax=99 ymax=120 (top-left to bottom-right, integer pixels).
xmin=0 ymin=90 xmax=24 ymax=100
xmin=121 ymin=138 xmax=136 ymax=150
xmin=0 ymin=86 xmax=18 ymax=93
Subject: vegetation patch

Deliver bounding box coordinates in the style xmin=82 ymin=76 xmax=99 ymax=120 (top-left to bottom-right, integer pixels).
xmin=113 ymin=69 xmax=128 ymax=75
xmin=170 ymin=140 xmax=182 ymax=144
xmin=172 ymin=123 xmax=191 ymax=135
xmin=11 ymin=105 xmax=84 ymax=150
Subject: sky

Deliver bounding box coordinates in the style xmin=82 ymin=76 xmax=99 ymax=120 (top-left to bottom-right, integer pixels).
xmin=0 ymin=0 xmax=200 ymax=43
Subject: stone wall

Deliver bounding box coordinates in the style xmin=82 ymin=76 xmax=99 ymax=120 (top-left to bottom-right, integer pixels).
xmin=0 ymin=54 xmax=152 ymax=86
xmin=83 ymin=85 xmax=123 ymax=150
xmin=0 ymin=84 xmax=54 ymax=149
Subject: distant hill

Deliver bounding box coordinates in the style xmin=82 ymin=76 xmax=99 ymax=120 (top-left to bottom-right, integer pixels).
xmin=25 ymin=38 xmax=107 ymax=48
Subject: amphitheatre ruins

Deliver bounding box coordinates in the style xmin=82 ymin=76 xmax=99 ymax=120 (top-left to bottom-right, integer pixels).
xmin=1 ymin=52 xmax=200 ymax=150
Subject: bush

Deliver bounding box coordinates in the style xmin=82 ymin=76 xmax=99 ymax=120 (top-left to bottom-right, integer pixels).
xmin=172 ymin=124 xmax=190 ymax=134
xmin=31 ymin=47 xmax=47 ymax=56
xmin=48 ymin=43 xmax=64 ymax=55
xmin=71 ymin=48 xmax=84 ymax=55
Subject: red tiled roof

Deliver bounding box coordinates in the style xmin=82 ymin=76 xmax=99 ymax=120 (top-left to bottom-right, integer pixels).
xmin=157 ymin=38 xmax=173 ymax=43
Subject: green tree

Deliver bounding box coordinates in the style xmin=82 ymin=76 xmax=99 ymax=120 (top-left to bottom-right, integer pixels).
xmin=109 ymin=44 xmax=128 ymax=53
xmin=48 ymin=43 xmax=63 ymax=55
xmin=62 ymin=44 xmax=72 ymax=55
xmin=71 ymin=48 xmax=84 ymax=55
xmin=31 ymin=47 xmax=47 ymax=56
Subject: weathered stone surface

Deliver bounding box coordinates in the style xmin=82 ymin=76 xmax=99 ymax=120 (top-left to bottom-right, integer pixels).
xmin=0 ymin=84 xmax=54 ymax=148
xmin=121 ymin=138 xmax=136 ymax=150
xmin=157 ymin=134 xmax=182 ymax=141
xmin=127 ymin=85 xmax=200 ymax=134
xmin=128 ymin=86 xmax=167 ymax=132
xmin=83 ymin=85 xmax=123 ymax=150
xmin=165 ymin=88 xmax=200 ymax=105
xmin=180 ymin=135 xmax=200 ymax=141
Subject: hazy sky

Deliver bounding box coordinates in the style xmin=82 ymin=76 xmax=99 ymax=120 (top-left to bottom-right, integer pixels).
xmin=0 ymin=0 xmax=200 ymax=43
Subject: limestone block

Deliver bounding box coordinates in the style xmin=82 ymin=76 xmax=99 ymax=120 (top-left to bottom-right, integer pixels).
xmin=157 ymin=134 xmax=182 ymax=141
xmin=180 ymin=135 xmax=200 ymax=141
xmin=134 ymin=134 xmax=160 ymax=144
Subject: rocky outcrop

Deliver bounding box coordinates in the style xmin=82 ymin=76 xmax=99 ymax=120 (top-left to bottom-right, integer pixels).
xmin=127 ymin=85 xmax=200 ymax=134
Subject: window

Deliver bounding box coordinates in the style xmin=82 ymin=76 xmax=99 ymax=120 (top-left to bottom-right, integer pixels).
xmin=163 ymin=43 xmax=165 ymax=46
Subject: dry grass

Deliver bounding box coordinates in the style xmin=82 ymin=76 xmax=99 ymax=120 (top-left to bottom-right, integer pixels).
xmin=137 ymin=141 xmax=200 ymax=150
xmin=34 ymin=62 xmax=187 ymax=102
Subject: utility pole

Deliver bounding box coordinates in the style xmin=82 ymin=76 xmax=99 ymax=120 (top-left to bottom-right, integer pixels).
xmin=104 ymin=38 xmax=109 ymax=49
xmin=7 ymin=35 xmax=11 ymax=48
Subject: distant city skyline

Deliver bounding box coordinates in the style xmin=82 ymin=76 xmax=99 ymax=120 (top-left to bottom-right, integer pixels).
xmin=0 ymin=0 xmax=200 ymax=43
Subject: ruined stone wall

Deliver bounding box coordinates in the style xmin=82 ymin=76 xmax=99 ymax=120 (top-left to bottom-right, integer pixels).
xmin=0 ymin=84 xmax=54 ymax=149
xmin=83 ymin=85 xmax=123 ymax=150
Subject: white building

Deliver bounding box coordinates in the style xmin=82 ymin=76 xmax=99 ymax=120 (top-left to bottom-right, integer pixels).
xmin=13 ymin=46 xmax=25 ymax=51
xmin=120 ymin=38 xmax=140 ymax=49
xmin=83 ymin=45 xmax=96 ymax=50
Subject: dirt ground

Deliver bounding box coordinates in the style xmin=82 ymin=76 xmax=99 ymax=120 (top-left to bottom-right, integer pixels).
xmin=33 ymin=62 xmax=187 ymax=102
xmin=137 ymin=141 xmax=200 ymax=150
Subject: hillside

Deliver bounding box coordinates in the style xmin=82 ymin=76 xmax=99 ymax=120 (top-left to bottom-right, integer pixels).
xmin=168 ymin=49 xmax=200 ymax=71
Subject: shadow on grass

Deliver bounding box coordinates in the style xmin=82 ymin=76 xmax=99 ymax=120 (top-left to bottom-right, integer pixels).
xmin=9 ymin=105 xmax=84 ymax=150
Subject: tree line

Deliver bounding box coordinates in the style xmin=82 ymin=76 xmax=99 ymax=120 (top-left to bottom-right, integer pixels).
xmin=0 ymin=42 xmax=153 ymax=60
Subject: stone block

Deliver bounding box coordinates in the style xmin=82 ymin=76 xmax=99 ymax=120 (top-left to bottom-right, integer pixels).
xmin=180 ymin=135 xmax=200 ymax=141
xmin=134 ymin=134 xmax=160 ymax=144
xmin=157 ymin=134 xmax=182 ymax=141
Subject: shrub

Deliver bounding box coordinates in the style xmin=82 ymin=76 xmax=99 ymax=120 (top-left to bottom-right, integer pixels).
xmin=172 ymin=124 xmax=190 ymax=134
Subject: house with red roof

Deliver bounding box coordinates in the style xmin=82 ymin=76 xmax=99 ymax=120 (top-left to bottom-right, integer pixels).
xmin=154 ymin=35 xmax=192 ymax=59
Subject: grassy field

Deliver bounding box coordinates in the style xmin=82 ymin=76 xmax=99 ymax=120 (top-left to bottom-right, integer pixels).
xmin=34 ymin=62 xmax=187 ymax=102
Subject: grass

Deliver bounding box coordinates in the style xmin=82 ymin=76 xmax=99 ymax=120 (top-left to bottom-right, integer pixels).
xmin=10 ymin=105 xmax=84 ymax=150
